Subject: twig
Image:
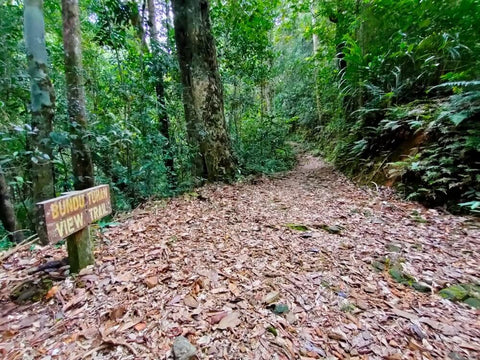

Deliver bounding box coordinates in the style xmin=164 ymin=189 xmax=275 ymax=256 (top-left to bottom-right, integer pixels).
xmin=103 ymin=337 xmax=138 ymax=357
xmin=79 ymin=344 xmax=109 ymax=360
xmin=0 ymin=235 xmax=39 ymax=262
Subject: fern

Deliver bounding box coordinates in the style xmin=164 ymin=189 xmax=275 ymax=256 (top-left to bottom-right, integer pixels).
xmin=429 ymin=80 xmax=480 ymax=91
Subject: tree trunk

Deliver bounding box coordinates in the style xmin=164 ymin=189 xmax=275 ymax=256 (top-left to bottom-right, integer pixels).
xmin=311 ymin=5 xmax=323 ymax=125
xmin=171 ymin=0 xmax=236 ymax=182
xmin=0 ymin=166 xmax=23 ymax=243
xmin=147 ymin=0 xmax=175 ymax=179
xmin=24 ymin=0 xmax=56 ymax=244
xmin=61 ymin=0 xmax=94 ymax=191
xmin=61 ymin=0 xmax=95 ymax=272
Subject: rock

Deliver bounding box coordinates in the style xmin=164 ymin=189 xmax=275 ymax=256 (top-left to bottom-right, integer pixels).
xmin=172 ymin=336 xmax=196 ymax=360
xmin=319 ymin=224 xmax=342 ymax=234
xmin=272 ymin=303 xmax=289 ymax=314
xmin=327 ymin=328 xmax=348 ymax=341
xmin=144 ymin=276 xmax=158 ymax=289
xmin=412 ymin=282 xmax=432 ymax=293
xmin=286 ymin=312 xmax=297 ymax=324
xmin=448 ymin=351 xmax=468 ymax=360
xmin=386 ymin=243 xmax=402 ymax=253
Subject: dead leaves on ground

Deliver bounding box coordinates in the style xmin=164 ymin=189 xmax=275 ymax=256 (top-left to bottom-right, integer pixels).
xmin=0 ymin=155 xmax=479 ymax=359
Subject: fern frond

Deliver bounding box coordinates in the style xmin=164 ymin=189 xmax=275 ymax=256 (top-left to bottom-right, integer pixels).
xmin=429 ymin=80 xmax=480 ymax=91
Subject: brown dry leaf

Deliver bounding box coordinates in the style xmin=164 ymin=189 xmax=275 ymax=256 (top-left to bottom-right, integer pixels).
xmin=62 ymin=290 xmax=86 ymax=312
xmin=228 ymin=282 xmax=241 ymax=297
xmin=114 ymin=273 xmax=133 ymax=283
xmin=109 ymin=306 xmax=126 ymax=321
xmin=1 ymin=154 xmax=479 ymax=359
xmin=208 ymin=311 xmax=228 ymax=325
xmin=144 ymin=276 xmax=158 ymax=289
xmin=217 ymin=312 xmax=241 ymax=330
xmin=183 ymin=295 xmax=199 ymax=308
xmin=134 ymin=322 xmax=147 ymax=332
xmin=262 ymin=291 xmax=280 ymax=304
xmin=45 ymin=286 xmax=59 ymax=300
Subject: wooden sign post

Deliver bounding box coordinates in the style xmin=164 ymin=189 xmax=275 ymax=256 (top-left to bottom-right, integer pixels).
xmin=36 ymin=185 xmax=112 ymax=273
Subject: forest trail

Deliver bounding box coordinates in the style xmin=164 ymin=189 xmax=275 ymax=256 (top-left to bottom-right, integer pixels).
xmin=1 ymin=154 xmax=480 ymax=359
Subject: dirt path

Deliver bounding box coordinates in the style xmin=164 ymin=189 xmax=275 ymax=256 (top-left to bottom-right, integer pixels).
xmin=1 ymin=154 xmax=479 ymax=359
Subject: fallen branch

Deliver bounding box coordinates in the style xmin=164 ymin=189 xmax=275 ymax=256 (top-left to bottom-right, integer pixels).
xmin=0 ymin=235 xmax=39 ymax=262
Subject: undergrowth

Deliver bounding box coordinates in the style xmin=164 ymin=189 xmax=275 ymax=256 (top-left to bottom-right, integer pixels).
xmin=315 ymin=87 xmax=480 ymax=214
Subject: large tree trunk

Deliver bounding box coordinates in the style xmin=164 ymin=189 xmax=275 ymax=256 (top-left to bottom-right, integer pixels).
xmin=61 ymin=0 xmax=94 ymax=191
xmin=24 ymin=0 xmax=56 ymax=244
xmin=61 ymin=0 xmax=95 ymax=272
xmin=0 ymin=166 xmax=23 ymax=243
xmin=171 ymin=0 xmax=236 ymax=182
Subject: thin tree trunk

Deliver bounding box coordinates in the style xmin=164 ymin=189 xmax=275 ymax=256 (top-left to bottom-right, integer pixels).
xmin=0 ymin=165 xmax=23 ymax=243
xmin=61 ymin=0 xmax=94 ymax=191
xmin=171 ymin=0 xmax=236 ymax=182
xmin=147 ymin=0 xmax=175 ymax=179
xmin=311 ymin=5 xmax=323 ymax=125
xmin=61 ymin=0 xmax=95 ymax=272
xmin=24 ymin=0 xmax=56 ymax=244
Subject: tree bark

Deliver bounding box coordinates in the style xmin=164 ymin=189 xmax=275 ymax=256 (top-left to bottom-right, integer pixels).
xmin=61 ymin=0 xmax=95 ymax=272
xmin=0 ymin=166 xmax=23 ymax=243
xmin=311 ymin=5 xmax=323 ymax=125
xmin=171 ymin=0 xmax=236 ymax=182
xmin=61 ymin=0 xmax=94 ymax=191
xmin=147 ymin=0 xmax=174 ymax=178
xmin=24 ymin=0 xmax=56 ymax=244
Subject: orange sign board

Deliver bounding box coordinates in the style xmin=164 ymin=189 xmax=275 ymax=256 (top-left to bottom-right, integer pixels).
xmin=37 ymin=185 xmax=112 ymax=242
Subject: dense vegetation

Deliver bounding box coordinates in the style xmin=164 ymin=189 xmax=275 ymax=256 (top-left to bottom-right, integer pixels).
xmin=1 ymin=0 xmax=479 ymax=245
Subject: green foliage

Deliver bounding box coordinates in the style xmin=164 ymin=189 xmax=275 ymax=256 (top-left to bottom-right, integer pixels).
xmin=0 ymin=234 xmax=15 ymax=251
xmin=285 ymin=0 xmax=480 ymax=214
xmin=236 ymin=116 xmax=295 ymax=175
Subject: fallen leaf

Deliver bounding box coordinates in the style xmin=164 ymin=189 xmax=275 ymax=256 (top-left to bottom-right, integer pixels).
xmin=45 ymin=286 xmax=59 ymax=300
xmin=262 ymin=291 xmax=280 ymax=304
xmin=134 ymin=322 xmax=147 ymax=331
xmin=184 ymin=295 xmax=199 ymax=308
xmin=144 ymin=276 xmax=158 ymax=289
xmin=217 ymin=312 xmax=241 ymax=330
xmin=109 ymin=306 xmax=127 ymax=321
xmin=208 ymin=311 xmax=228 ymax=325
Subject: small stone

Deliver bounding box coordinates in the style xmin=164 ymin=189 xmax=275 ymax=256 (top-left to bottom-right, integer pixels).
xmin=412 ymin=282 xmax=432 ymax=293
xmin=286 ymin=312 xmax=297 ymax=324
xmin=386 ymin=243 xmax=402 ymax=253
xmin=320 ymin=224 xmax=342 ymax=234
xmin=448 ymin=351 xmax=468 ymax=360
xmin=327 ymin=328 xmax=348 ymax=341
xmin=144 ymin=276 xmax=158 ymax=289
xmin=172 ymin=336 xmax=196 ymax=360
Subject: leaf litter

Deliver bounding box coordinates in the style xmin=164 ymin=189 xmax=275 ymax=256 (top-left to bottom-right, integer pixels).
xmin=0 ymin=154 xmax=479 ymax=359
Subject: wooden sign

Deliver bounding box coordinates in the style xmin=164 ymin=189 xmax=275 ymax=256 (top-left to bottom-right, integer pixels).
xmin=37 ymin=184 xmax=112 ymax=243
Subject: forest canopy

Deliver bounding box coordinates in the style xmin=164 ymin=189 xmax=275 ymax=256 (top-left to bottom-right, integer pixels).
xmin=1 ymin=0 xmax=479 ymax=245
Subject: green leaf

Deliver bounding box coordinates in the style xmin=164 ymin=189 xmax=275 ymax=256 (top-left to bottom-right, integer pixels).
xmin=439 ymin=285 xmax=469 ymax=301
xmin=285 ymin=223 xmax=308 ymax=231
